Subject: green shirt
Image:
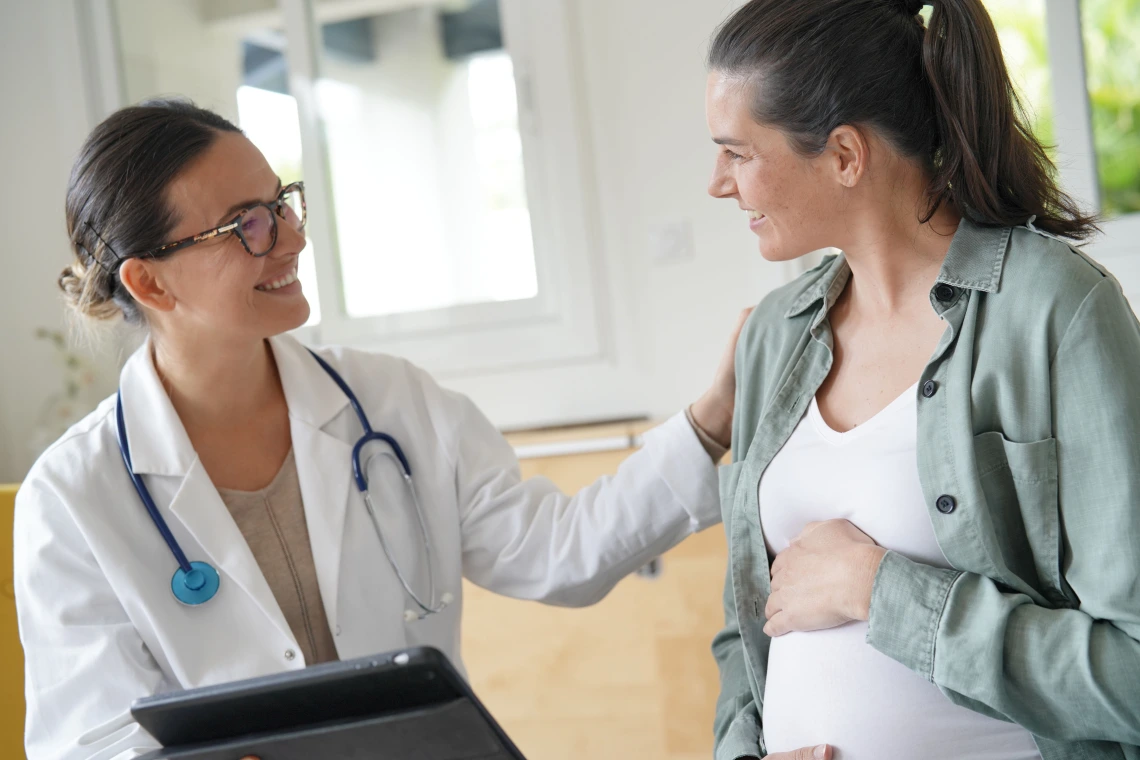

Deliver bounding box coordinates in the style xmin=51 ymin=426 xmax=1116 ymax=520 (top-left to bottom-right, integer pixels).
xmin=714 ymin=219 xmax=1140 ymax=760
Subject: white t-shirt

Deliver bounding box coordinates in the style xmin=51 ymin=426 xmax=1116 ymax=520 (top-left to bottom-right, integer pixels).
xmin=757 ymin=385 xmax=1042 ymax=760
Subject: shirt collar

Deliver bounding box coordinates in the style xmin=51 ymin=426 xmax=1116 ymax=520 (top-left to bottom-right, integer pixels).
xmin=783 ymin=217 xmax=1010 ymax=320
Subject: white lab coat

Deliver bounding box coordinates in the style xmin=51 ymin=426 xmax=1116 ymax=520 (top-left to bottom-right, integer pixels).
xmin=13 ymin=334 xmax=721 ymax=760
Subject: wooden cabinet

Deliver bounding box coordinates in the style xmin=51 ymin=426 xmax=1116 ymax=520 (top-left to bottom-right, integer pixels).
xmin=462 ymin=423 xmax=728 ymax=760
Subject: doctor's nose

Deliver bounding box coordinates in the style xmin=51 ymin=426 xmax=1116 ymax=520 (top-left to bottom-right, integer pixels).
xmin=268 ymin=212 xmax=307 ymax=259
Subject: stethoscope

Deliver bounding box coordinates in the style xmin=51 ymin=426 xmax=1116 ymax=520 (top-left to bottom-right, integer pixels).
xmin=116 ymin=350 xmax=453 ymax=621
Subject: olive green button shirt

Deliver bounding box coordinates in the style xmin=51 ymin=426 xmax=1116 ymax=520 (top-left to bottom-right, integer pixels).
xmin=714 ymin=219 xmax=1140 ymax=760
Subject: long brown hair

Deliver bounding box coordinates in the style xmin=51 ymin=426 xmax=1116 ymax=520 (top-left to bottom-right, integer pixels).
xmin=708 ymin=0 xmax=1098 ymax=240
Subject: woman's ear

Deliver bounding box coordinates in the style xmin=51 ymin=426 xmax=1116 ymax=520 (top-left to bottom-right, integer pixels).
xmin=826 ymin=125 xmax=869 ymax=189
xmin=119 ymin=258 xmax=176 ymax=314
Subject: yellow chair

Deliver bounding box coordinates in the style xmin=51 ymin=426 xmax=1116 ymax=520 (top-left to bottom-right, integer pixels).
xmin=0 ymin=484 xmax=26 ymax=759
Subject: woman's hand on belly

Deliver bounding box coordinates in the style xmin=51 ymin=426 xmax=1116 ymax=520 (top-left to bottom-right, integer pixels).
xmin=762 ymin=743 xmax=833 ymax=760
xmin=764 ymin=519 xmax=886 ymax=637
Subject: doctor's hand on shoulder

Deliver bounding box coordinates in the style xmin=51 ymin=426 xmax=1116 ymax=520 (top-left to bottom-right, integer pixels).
xmin=690 ymin=306 xmax=753 ymax=454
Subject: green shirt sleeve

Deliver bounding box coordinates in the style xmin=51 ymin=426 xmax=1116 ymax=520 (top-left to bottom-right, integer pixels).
xmin=867 ymin=276 xmax=1140 ymax=744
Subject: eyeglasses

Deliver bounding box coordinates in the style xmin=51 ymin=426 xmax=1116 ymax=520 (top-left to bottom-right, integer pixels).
xmin=145 ymin=182 xmax=306 ymax=260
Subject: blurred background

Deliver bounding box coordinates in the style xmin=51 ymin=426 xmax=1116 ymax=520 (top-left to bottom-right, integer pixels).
xmin=0 ymin=0 xmax=1137 ymax=758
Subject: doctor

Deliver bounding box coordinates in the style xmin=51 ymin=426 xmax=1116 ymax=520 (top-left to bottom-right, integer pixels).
xmin=14 ymin=100 xmax=744 ymax=760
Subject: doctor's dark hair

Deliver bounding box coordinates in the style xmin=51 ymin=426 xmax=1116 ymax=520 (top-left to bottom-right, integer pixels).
xmin=707 ymin=0 xmax=1098 ymax=240
xmin=61 ymin=99 xmax=242 ymax=324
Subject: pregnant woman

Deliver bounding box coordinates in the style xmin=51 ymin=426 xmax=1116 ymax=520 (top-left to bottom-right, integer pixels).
xmin=705 ymin=1 xmax=1140 ymax=759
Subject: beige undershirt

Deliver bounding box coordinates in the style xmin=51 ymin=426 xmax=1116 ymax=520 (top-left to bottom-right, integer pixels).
xmin=217 ymin=449 xmax=339 ymax=665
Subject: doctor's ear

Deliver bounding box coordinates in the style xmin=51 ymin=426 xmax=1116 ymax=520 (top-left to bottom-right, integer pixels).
xmin=119 ymin=258 xmax=176 ymax=315
xmin=824 ymin=125 xmax=869 ymax=189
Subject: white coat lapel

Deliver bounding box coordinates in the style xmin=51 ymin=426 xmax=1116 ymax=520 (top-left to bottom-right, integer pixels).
xmin=166 ymin=462 xmax=295 ymax=643
xmin=118 ymin=341 xmax=295 ymax=644
xmin=270 ymin=336 xmax=353 ymax=636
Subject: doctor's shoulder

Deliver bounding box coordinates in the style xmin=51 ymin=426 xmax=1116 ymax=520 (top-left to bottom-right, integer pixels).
xmin=15 ymin=394 xmax=122 ymax=538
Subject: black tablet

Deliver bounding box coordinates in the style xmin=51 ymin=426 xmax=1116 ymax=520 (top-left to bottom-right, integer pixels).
xmin=132 ymin=646 xmax=526 ymax=760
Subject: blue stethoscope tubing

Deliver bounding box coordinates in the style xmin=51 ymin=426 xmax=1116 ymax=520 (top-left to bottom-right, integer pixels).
xmin=116 ymin=349 xmax=449 ymax=618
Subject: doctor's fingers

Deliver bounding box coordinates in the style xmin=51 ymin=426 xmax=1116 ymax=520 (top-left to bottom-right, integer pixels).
xmin=718 ymin=307 xmax=754 ymax=380
xmin=763 ymin=744 xmax=833 ymax=760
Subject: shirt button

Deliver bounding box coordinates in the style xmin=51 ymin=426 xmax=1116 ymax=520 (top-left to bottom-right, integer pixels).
xmin=936 ymin=495 xmax=956 ymax=514
xmin=934 ymin=284 xmax=957 ymax=303
xmin=922 ymin=380 xmax=938 ymax=398
xmin=284 ymin=649 xmax=296 ymax=661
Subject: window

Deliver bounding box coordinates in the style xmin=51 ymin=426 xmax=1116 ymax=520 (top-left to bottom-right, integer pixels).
xmin=103 ymin=0 xmax=605 ymax=378
xmin=1081 ymin=0 xmax=1140 ymax=217
xmin=973 ymin=0 xmax=1140 ymax=242
xmin=312 ymin=5 xmax=537 ymax=319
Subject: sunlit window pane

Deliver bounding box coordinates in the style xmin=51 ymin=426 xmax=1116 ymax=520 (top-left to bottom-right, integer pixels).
xmin=317 ymin=2 xmax=539 ymax=319
xmin=1081 ymin=0 xmax=1140 ymax=217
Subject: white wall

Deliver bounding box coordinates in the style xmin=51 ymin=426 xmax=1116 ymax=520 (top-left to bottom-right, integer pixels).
xmin=0 ymin=0 xmax=785 ymax=482
xmin=572 ymin=0 xmax=777 ymax=418
xmin=0 ymin=0 xmax=122 ymax=482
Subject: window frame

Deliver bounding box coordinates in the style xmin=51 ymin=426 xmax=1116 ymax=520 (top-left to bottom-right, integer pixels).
xmin=91 ymin=0 xmax=612 ymax=379
xmin=1044 ymin=0 xmax=1140 ymax=283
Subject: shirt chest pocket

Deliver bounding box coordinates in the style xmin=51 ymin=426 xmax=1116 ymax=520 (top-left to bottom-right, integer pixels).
xmin=973 ymin=432 xmax=1066 ymax=604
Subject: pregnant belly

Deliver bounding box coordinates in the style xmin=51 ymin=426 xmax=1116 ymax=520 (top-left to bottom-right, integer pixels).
xmin=762 ymin=622 xmax=1042 ymax=760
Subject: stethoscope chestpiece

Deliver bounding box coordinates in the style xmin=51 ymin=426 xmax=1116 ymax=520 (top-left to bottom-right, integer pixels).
xmin=172 ymin=562 xmax=221 ymax=606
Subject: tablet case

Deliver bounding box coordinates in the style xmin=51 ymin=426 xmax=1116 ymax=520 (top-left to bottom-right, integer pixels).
xmin=133 ymin=647 xmax=525 ymax=760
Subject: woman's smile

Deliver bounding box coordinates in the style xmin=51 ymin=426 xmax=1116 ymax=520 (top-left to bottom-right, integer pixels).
xmin=255 ymin=266 xmax=301 ymax=294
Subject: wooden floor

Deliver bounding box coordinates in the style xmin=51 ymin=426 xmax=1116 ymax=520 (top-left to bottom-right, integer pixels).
xmin=462 ymin=432 xmax=729 ymax=760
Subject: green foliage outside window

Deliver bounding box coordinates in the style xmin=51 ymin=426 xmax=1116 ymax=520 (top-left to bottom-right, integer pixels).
xmin=1083 ymin=0 xmax=1140 ymax=217
xmin=963 ymin=1 xmax=1140 ymax=218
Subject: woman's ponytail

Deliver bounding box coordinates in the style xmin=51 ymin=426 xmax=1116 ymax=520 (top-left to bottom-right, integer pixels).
xmin=922 ymin=0 xmax=1098 ymax=238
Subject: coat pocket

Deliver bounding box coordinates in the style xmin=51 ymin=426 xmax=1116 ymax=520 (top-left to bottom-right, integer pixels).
xmin=973 ymin=432 xmax=1064 ymax=602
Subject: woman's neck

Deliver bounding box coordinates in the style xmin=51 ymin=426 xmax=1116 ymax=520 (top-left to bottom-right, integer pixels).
xmin=151 ymin=332 xmax=284 ymax=430
xmin=838 ymin=180 xmax=962 ymax=317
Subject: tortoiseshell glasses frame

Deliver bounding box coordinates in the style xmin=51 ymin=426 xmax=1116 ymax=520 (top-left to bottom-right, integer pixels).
xmin=143 ymin=181 xmax=307 ymax=260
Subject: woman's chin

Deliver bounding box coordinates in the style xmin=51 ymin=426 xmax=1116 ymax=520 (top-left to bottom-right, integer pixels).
xmin=758 ymin=236 xmax=814 ymax=264
xmin=265 ymin=298 xmax=312 ymax=336
xmin=758 ymin=243 xmax=798 ymax=263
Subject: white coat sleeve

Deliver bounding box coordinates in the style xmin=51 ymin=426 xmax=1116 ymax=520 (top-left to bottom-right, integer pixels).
xmin=14 ymin=475 xmax=164 ymax=760
xmin=443 ymin=387 xmax=722 ymax=606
